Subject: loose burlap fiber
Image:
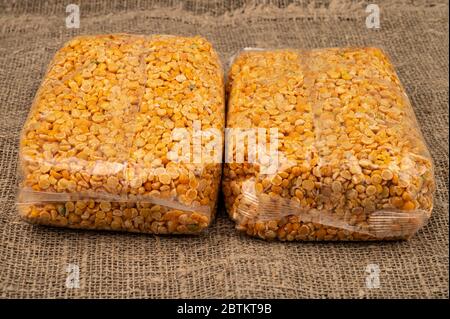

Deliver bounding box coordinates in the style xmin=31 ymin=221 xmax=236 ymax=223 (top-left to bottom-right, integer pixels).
xmin=0 ymin=0 xmax=448 ymax=299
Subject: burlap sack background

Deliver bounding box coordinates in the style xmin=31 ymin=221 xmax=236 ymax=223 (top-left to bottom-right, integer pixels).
xmin=0 ymin=0 xmax=448 ymax=298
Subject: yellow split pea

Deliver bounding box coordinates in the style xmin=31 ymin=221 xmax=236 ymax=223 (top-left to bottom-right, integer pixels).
xmin=18 ymin=34 xmax=225 ymax=234
xmin=223 ymin=47 xmax=435 ymax=241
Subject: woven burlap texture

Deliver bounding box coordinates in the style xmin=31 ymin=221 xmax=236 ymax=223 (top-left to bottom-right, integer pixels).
xmin=0 ymin=0 xmax=448 ymax=298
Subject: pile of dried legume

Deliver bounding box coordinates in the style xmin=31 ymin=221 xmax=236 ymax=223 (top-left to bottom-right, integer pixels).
xmin=223 ymin=48 xmax=435 ymax=240
xmin=18 ymin=34 xmax=224 ymax=234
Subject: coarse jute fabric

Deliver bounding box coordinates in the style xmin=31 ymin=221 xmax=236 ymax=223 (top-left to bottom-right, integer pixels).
xmin=0 ymin=0 xmax=448 ymax=298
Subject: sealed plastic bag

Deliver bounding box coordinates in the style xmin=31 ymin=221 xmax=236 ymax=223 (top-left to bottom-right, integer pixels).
xmin=223 ymin=48 xmax=435 ymax=240
xmin=17 ymin=34 xmax=224 ymax=234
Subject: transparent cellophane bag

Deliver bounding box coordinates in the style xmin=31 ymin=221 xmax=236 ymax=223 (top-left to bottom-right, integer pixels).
xmin=17 ymin=34 xmax=224 ymax=234
xmin=223 ymin=47 xmax=435 ymax=241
